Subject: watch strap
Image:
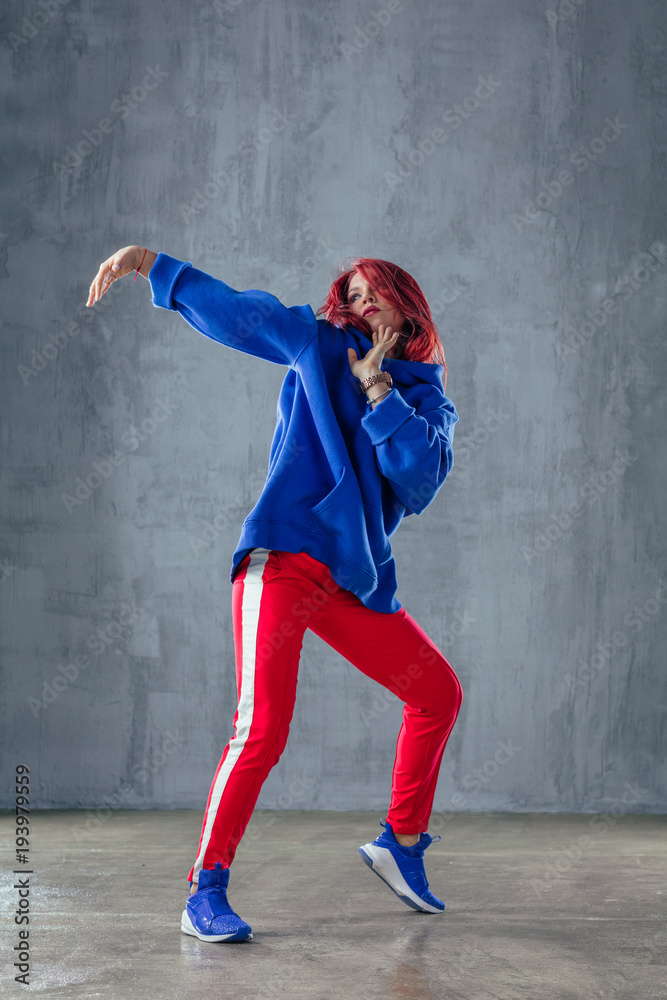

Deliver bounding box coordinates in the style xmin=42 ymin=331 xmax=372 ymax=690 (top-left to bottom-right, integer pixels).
xmin=360 ymin=371 xmax=393 ymax=391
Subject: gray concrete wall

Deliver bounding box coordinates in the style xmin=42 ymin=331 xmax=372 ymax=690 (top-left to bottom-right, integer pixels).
xmin=1 ymin=0 xmax=665 ymax=816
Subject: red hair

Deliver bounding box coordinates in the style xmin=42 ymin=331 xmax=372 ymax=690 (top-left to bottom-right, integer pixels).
xmin=315 ymin=256 xmax=448 ymax=390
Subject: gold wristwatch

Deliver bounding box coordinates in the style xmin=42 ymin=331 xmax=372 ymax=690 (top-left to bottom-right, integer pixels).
xmin=359 ymin=371 xmax=393 ymax=392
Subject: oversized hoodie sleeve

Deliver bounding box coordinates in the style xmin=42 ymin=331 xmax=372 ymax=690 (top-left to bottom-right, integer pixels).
xmin=360 ymin=384 xmax=459 ymax=515
xmin=149 ymin=252 xmax=318 ymax=367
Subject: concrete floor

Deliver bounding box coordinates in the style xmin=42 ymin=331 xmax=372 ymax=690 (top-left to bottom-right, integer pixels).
xmin=1 ymin=810 xmax=665 ymax=999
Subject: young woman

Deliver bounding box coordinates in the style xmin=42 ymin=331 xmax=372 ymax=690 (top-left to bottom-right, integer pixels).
xmin=86 ymin=244 xmax=463 ymax=943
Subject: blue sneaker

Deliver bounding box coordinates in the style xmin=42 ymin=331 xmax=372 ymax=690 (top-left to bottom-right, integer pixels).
xmin=359 ymin=819 xmax=444 ymax=913
xmin=180 ymin=862 xmax=253 ymax=942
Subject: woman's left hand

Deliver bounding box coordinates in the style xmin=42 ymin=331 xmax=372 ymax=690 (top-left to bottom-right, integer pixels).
xmin=347 ymin=325 xmax=401 ymax=381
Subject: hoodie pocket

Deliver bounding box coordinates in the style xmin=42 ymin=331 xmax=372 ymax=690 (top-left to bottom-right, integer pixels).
xmin=310 ymin=467 xmax=348 ymax=518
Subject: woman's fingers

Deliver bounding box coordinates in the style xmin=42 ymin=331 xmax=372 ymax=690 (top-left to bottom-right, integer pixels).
xmin=87 ymin=258 xmax=114 ymax=306
xmin=366 ymin=326 xmax=400 ymax=360
xmin=86 ymin=247 xmax=139 ymax=306
xmin=355 ymin=324 xmax=402 ymax=373
xmin=87 ymin=260 xmax=118 ymax=307
xmin=86 ymin=275 xmax=97 ymax=307
xmin=376 ymin=325 xmax=400 ymax=346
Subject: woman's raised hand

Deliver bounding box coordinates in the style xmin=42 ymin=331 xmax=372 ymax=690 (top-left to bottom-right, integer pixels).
xmin=347 ymin=325 xmax=401 ymax=380
xmin=86 ymin=245 xmax=145 ymax=307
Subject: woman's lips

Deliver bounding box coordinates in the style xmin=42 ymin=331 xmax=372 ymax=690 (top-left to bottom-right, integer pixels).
xmin=364 ymin=307 xmax=379 ymax=316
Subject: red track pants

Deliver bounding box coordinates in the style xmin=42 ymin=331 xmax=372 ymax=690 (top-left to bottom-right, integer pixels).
xmin=188 ymin=548 xmax=463 ymax=882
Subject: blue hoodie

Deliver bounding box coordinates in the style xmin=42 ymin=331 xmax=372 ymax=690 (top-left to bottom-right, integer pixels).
xmin=149 ymin=252 xmax=459 ymax=614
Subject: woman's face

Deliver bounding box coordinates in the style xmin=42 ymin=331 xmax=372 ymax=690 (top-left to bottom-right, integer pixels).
xmin=346 ymin=271 xmax=407 ymax=359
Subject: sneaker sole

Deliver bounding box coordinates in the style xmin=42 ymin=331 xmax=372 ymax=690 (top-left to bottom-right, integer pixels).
xmin=180 ymin=907 xmax=253 ymax=942
xmin=358 ymin=844 xmax=444 ymax=914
